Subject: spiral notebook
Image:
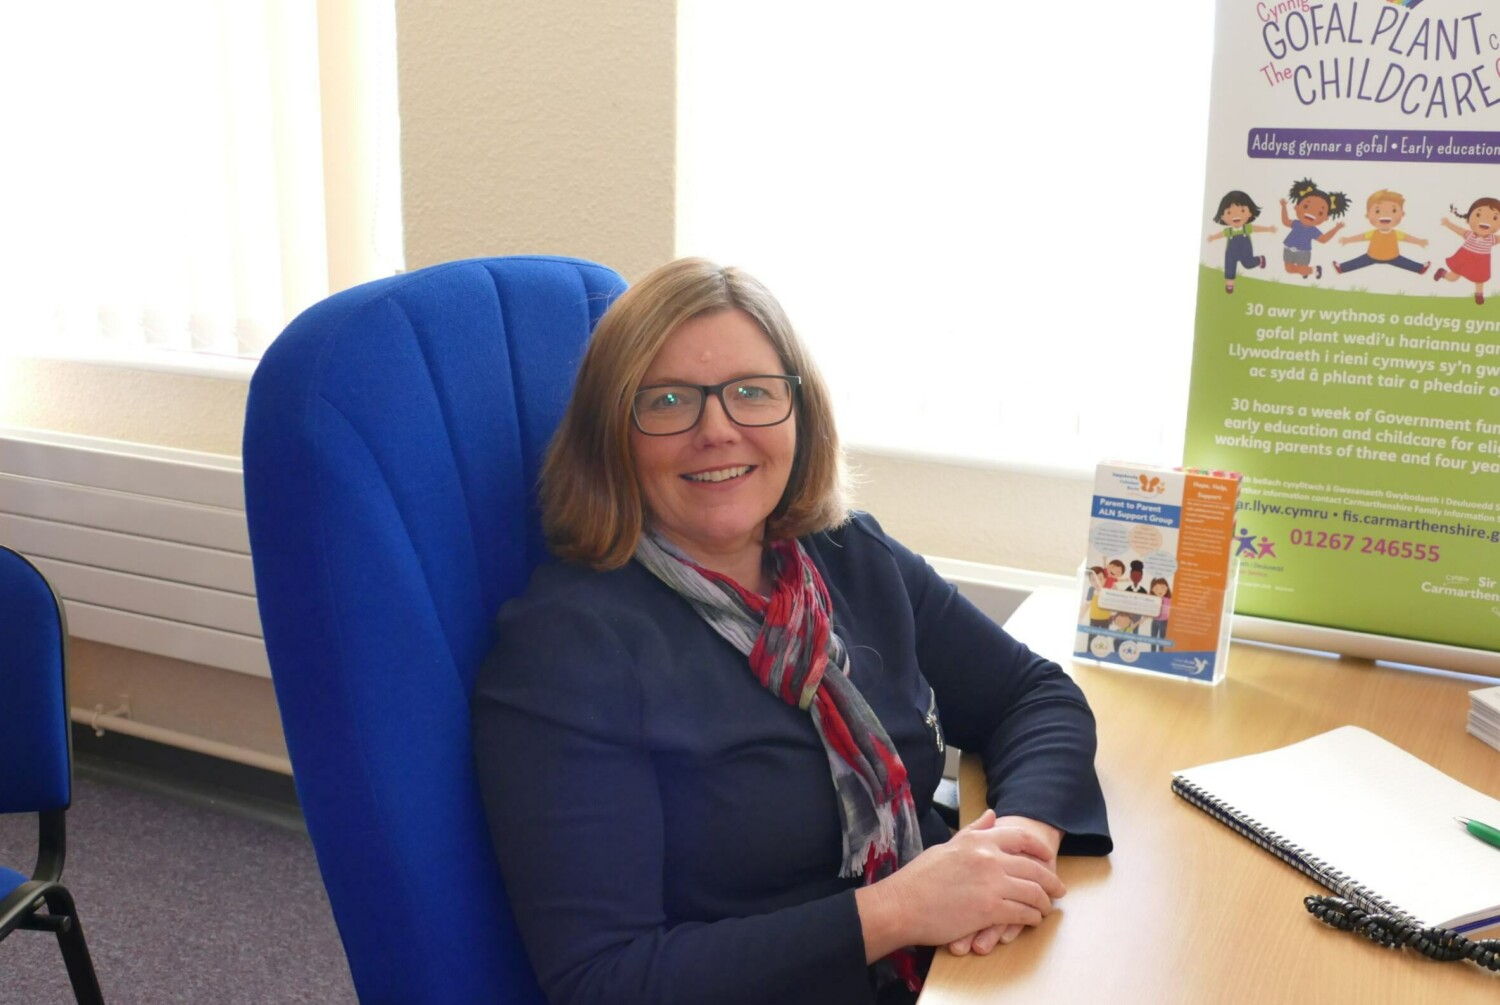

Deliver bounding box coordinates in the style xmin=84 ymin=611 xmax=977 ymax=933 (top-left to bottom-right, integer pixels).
xmin=1172 ymin=726 xmax=1500 ymax=933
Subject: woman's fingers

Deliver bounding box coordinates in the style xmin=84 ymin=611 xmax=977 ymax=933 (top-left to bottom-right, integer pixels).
xmin=948 ymin=922 xmax=1026 ymax=958
xmin=989 ymin=825 xmax=1057 ymax=865
xmin=1003 ymin=854 xmax=1066 ymax=901
xmin=962 ymin=808 xmax=997 ymax=832
xmin=868 ymin=811 xmax=1066 ymax=953
xmin=970 ymin=924 xmax=1007 ymax=955
xmin=960 ymin=926 xmax=1000 ymax=955
xmin=957 ymin=831 xmax=1065 ymax=898
xmin=996 ymin=883 xmax=1048 ymax=926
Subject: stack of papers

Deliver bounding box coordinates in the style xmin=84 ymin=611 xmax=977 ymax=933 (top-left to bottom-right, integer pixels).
xmin=1471 ymin=685 xmax=1500 ymax=753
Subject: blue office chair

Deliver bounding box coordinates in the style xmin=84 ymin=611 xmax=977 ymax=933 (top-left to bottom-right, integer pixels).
xmin=0 ymin=546 xmax=104 ymax=1004
xmin=243 ymin=255 xmax=626 ymax=1003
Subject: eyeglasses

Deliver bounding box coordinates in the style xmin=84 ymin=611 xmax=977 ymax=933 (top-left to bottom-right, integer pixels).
xmin=631 ymin=374 xmax=801 ymax=436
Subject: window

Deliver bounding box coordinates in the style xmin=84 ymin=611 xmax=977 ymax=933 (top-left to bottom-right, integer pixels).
xmin=0 ymin=2 xmax=403 ymax=369
xmin=677 ymin=3 xmax=1214 ymax=472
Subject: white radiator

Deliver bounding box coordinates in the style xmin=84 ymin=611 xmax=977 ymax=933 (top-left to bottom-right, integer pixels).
xmin=0 ymin=426 xmax=265 ymax=677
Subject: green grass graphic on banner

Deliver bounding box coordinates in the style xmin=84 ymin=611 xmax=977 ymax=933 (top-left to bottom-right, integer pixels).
xmin=1186 ymin=267 xmax=1500 ymax=651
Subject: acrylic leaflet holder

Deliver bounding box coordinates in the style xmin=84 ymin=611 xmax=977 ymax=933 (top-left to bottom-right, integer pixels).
xmin=1072 ymin=463 xmax=1242 ymax=685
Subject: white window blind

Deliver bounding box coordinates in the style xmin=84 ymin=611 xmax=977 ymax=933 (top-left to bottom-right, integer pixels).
xmin=0 ymin=2 xmax=403 ymax=364
xmin=677 ymin=3 xmax=1214 ymax=472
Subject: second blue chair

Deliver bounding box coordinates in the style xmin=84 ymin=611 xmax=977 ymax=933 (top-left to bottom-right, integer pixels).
xmin=0 ymin=545 xmax=104 ymax=1004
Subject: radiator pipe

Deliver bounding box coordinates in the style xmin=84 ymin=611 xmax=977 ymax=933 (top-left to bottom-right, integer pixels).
xmin=69 ymin=706 xmax=293 ymax=776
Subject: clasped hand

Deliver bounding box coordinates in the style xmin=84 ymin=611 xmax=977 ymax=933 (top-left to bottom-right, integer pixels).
xmin=857 ymin=809 xmax=1064 ymax=963
xmin=943 ymin=810 xmax=1063 ymax=956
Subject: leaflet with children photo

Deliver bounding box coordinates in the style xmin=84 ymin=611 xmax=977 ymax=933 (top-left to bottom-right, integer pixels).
xmin=1184 ymin=0 xmax=1500 ymax=654
xmin=1075 ymin=464 xmax=1240 ymax=682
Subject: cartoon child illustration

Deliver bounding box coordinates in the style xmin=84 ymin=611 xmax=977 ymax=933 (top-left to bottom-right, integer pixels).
xmin=1206 ymin=190 xmax=1275 ymax=294
xmin=1104 ymin=559 xmax=1126 ymax=589
xmin=1333 ymin=190 xmax=1429 ymax=276
xmin=1085 ymin=566 xmax=1111 ymax=632
xmin=1280 ymin=178 xmax=1348 ymax=279
xmin=1108 ymin=611 xmax=1137 ymax=635
xmin=1148 ymin=577 xmax=1172 ymax=641
xmin=1434 ymin=197 xmax=1500 ymax=305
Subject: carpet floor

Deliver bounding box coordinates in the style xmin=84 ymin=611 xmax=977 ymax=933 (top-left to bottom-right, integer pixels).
xmin=0 ymin=763 xmax=356 ymax=1004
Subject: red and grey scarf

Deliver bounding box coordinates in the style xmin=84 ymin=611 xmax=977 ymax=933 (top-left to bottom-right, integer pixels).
xmin=635 ymin=530 xmax=925 ymax=990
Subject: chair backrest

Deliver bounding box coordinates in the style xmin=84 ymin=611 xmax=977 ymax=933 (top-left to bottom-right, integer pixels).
xmin=243 ymin=256 xmax=625 ymax=1004
xmin=0 ymin=546 xmax=71 ymax=816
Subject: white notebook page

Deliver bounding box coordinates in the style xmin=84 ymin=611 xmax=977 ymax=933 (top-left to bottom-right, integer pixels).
xmin=1174 ymin=726 xmax=1500 ymax=930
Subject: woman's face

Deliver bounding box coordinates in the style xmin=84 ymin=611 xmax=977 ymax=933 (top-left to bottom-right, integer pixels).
xmin=629 ymin=308 xmax=797 ymax=569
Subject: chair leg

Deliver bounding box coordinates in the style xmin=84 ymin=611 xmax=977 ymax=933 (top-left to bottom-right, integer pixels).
xmin=41 ymin=886 xmax=104 ymax=1005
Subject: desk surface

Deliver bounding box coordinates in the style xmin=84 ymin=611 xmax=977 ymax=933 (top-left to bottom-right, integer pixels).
xmin=920 ymin=587 xmax=1500 ymax=1003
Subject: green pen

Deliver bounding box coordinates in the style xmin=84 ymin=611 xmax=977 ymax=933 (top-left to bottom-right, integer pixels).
xmin=1456 ymin=816 xmax=1500 ymax=850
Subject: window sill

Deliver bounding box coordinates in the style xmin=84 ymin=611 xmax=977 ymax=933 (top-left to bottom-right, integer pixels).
xmin=8 ymin=347 xmax=260 ymax=383
xmin=845 ymin=436 xmax=1098 ymax=481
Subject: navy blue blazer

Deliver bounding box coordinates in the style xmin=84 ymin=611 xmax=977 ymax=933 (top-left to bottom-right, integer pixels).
xmin=473 ymin=513 xmax=1111 ymax=1005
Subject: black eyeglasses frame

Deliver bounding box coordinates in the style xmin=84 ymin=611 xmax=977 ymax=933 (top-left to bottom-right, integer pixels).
xmin=630 ymin=374 xmax=802 ymax=436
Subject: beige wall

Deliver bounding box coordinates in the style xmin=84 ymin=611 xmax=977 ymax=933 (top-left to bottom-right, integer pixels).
xmin=849 ymin=453 xmax=1092 ymax=576
xmin=0 ymin=2 xmax=1088 ymax=762
xmin=0 ymin=357 xmax=250 ymax=454
xmin=397 ymin=0 xmax=676 ymax=280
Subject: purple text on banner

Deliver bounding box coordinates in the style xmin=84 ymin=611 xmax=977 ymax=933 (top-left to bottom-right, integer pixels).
xmin=1246 ymin=128 xmax=1500 ymax=164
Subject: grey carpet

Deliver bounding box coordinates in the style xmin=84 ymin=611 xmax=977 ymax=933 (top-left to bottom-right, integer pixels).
xmin=0 ymin=769 xmax=356 ymax=1004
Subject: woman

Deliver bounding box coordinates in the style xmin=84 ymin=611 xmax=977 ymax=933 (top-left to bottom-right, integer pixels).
xmin=472 ymin=258 xmax=1111 ymax=1005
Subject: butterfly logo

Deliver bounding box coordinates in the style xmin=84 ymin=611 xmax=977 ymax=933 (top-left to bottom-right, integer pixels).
xmin=1138 ymin=474 xmax=1164 ymax=494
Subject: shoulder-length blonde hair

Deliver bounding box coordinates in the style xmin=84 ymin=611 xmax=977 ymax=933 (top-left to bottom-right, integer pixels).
xmin=541 ymin=257 xmax=849 ymax=569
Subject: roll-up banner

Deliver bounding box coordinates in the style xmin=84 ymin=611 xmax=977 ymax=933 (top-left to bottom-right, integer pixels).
xmin=1185 ymin=0 xmax=1500 ymax=653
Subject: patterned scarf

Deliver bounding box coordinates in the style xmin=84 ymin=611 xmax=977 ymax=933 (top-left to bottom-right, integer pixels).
xmin=635 ymin=531 xmax=925 ymax=991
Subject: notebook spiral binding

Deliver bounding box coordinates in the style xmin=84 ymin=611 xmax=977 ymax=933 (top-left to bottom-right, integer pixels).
xmin=1304 ymin=896 xmax=1500 ymax=971
xmin=1169 ymin=776 xmax=1416 ymax=925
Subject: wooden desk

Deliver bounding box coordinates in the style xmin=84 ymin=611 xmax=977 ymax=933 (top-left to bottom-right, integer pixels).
xmin=920 ymin=587 xmax=1500 ymax=1003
